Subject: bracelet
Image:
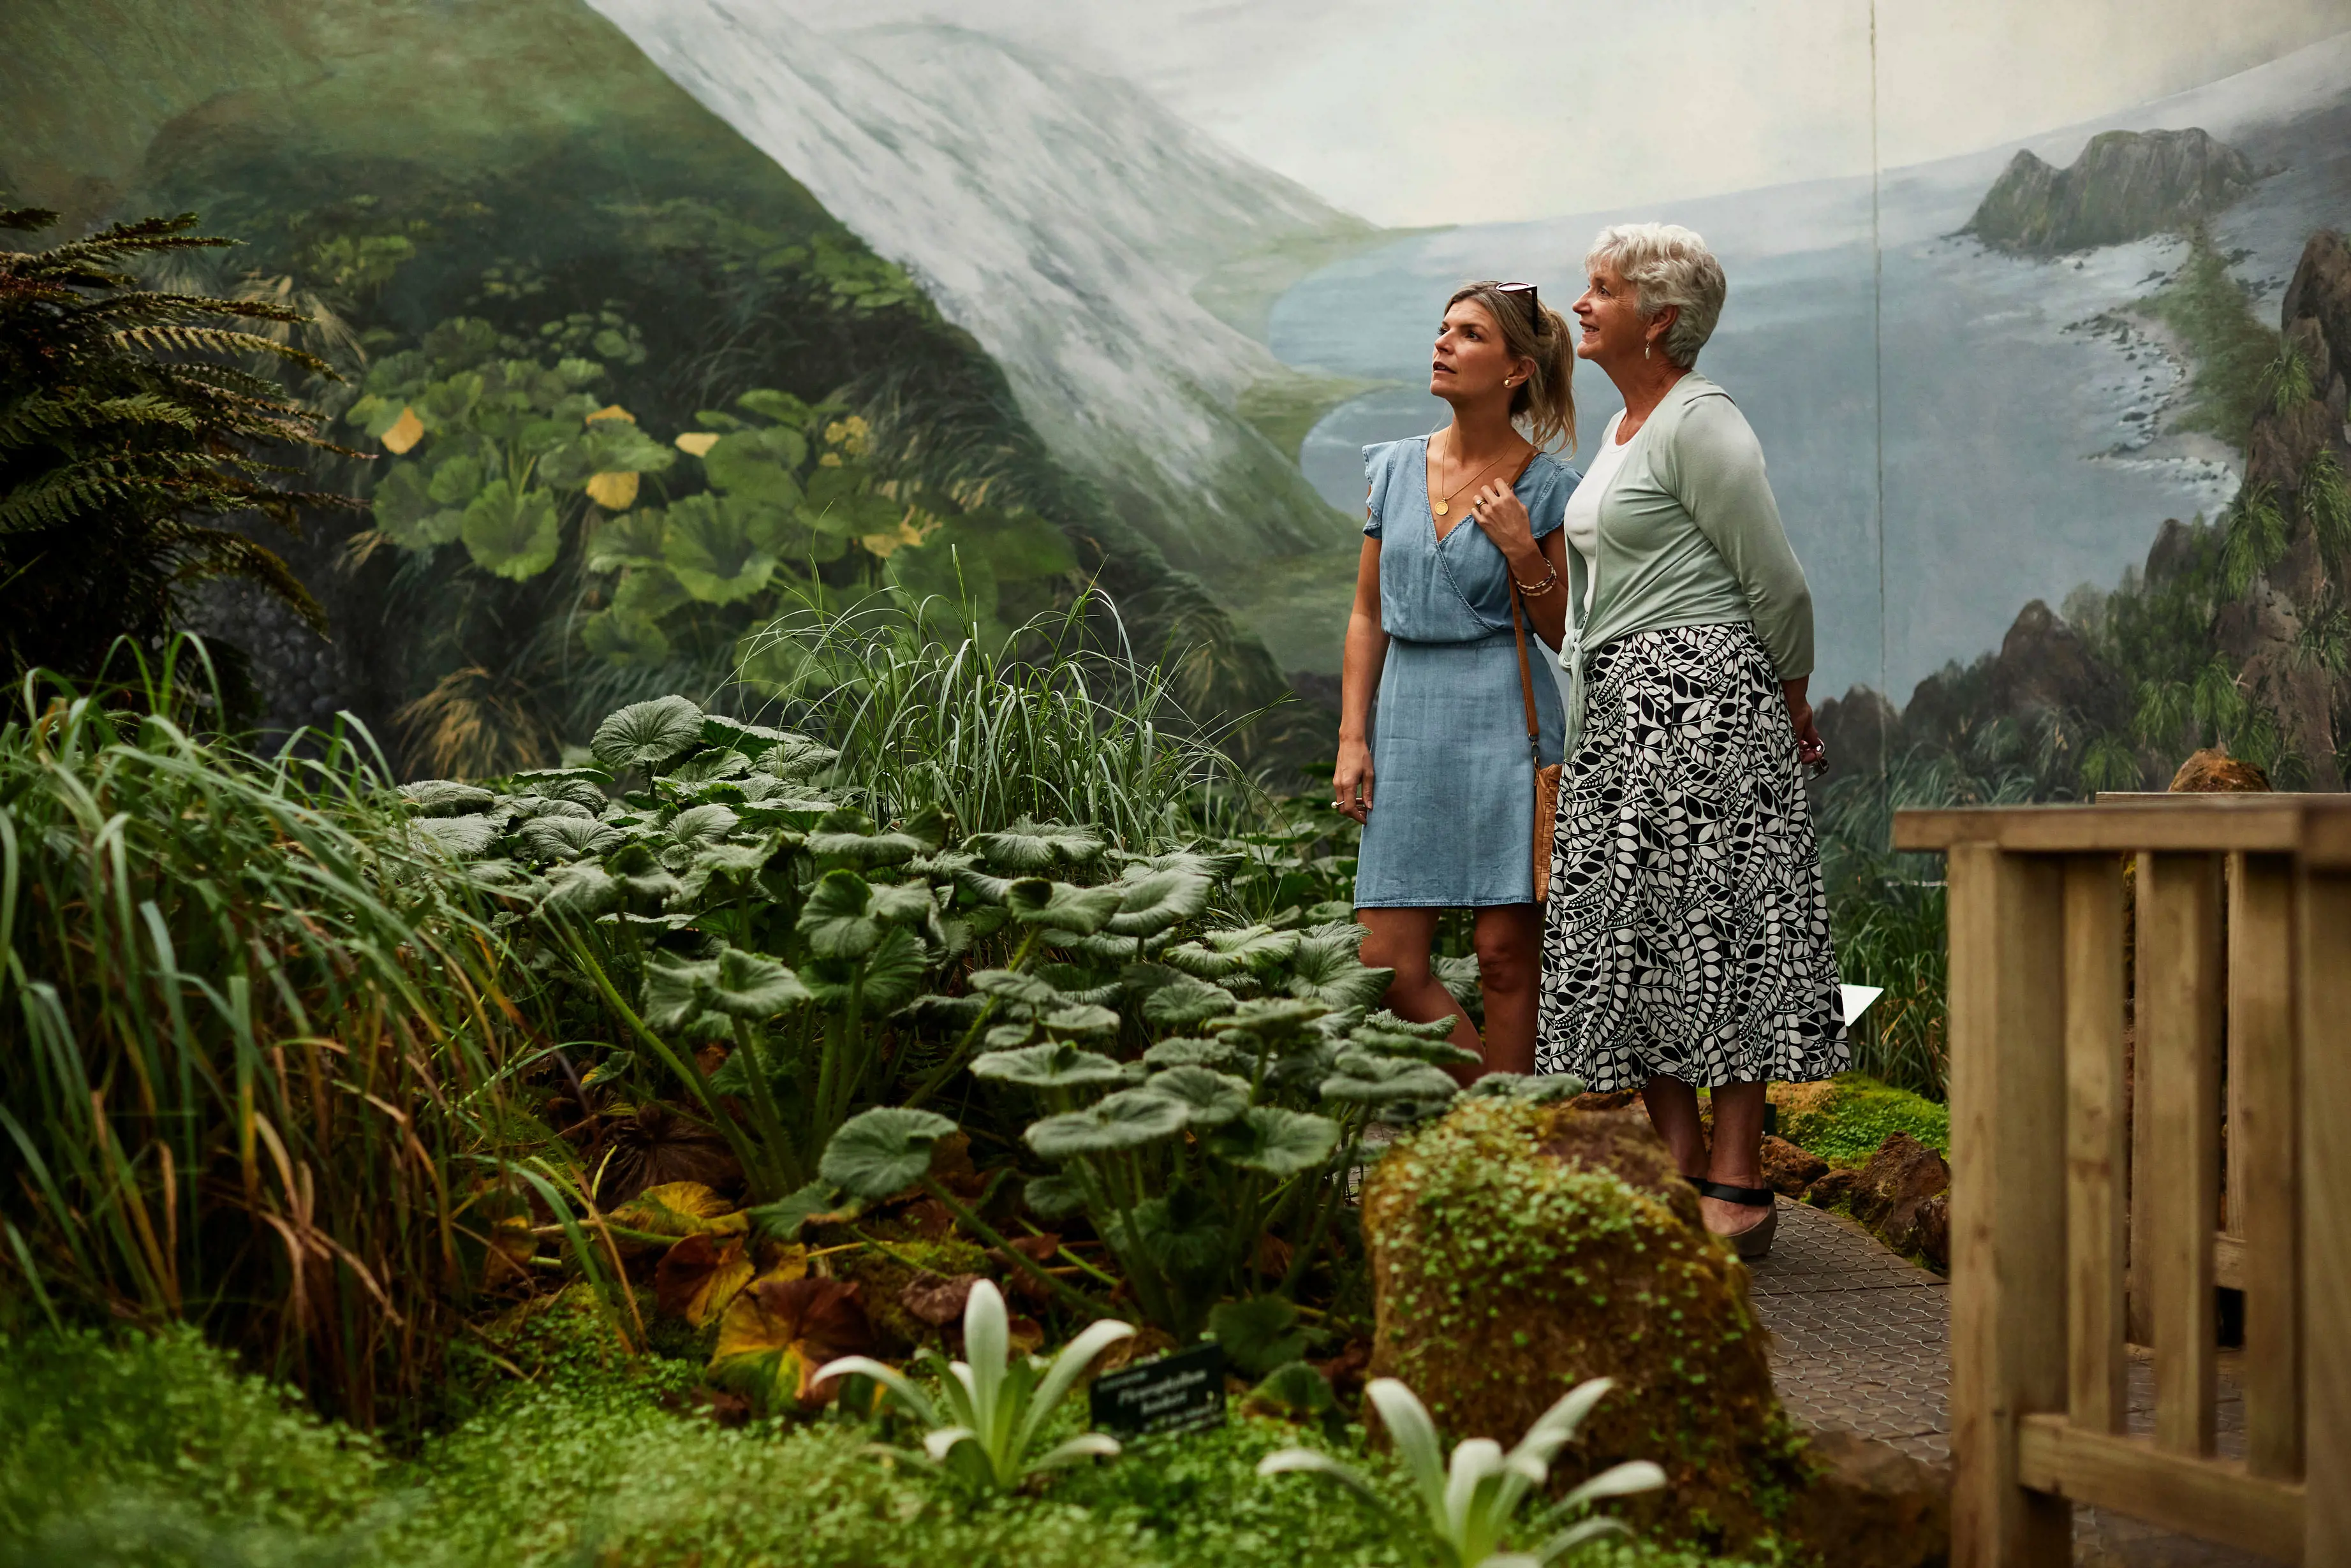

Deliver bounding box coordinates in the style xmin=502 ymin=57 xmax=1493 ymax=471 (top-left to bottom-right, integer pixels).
xmin=1514 ymin=562 xmax=1559 ymax=596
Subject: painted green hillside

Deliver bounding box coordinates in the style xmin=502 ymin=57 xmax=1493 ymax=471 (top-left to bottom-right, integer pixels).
xmin=0 ymin=0 xmax=1303 ymax=774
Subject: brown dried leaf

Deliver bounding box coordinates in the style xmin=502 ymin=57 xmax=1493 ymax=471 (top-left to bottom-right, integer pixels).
xmin=655 ymin=1231 xmax=755 ymax=1326
xmin=900 ymin=1271 xmax=979 ymax=1328
xmin=709 ymin=1272 xmax=876 ymax=1413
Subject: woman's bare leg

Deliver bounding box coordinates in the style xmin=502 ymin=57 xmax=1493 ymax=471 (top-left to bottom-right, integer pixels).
xmin=1702 ymin=1081 xmax=1770 ymax=1235
xmin=1471 ymin=903 xmax=1542 ymax=1075
xmin=1356 ymin=907 xmax=1481 ymax=1059
xmin=1642 ymin=1076 xmax=1708 ymax=1178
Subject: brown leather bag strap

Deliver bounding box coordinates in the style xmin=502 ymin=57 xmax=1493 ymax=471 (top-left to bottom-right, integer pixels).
xmin=1499 ymin=449 xmax=1544 ymax=765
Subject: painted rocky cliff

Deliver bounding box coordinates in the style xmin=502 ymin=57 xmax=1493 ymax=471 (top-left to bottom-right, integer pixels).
xmin=1965 ymin=127 xmax=2257 ymax=253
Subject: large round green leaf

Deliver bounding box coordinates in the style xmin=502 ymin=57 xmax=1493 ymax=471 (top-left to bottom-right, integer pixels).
xmin=1164 ymin=925 xmax=1299 ymax=980
xmin=582 ymin=606 xmax=673 ymax=666
xmin=1348 ymin=1009 xmax=1480 ymax=1066
xmin=542 ymin=861 xmax=621 ymax=916
xmin=707 ymin=948 xmax=811 ymax=1020
xmin=461 ymin=479 xmax=561 ymax=580
xmin=1141 ymin=1037 xmax=1239 ymax=1071
xmin=1139 ymin=1066 xmax=1249 ymax=1129
xmin=1104 ymin=863 xmax=1213 ymax=937
xmin=400 ymin=779 xmax=497 ymax=817
xmin=701 ymin=426 xmax=807 ymax=504
xmin=966 ymin=820 xmax=1105 ymax=872
xmin=521 ymin=815 xmax=623 ymax=863
xmin=643 ymin=957 xmax=719 ymax=1033
xmin=1207 ymin=998 xmax=1330 ymax=1050
xmin=1205 ymin=1107 xmax=1340 ymax=1178
xmin=1026 ymin=1089 xmax=1189 ymax=1160
xmin=410 ymin=815 xmax=499 ymax=858
xmin=371 ymin=462 xmax=465 ymax=550
xmin=669 ymin=802 xmax=742 ymax=850
xmin=798 ymin=868 xmax=880 ymax=959
xmin=1319 ymin=1051 xmax=1461 ymax=1105
xmin=1040 ymin=1003 xmax=1121 ymax=1039
xmin=1140 ymin=974 xmax=1238 ymax=1029
xmin=804 ymin=808 xmax=924 ymax=870
xmin=1005 ymin=879 xmax=1122 ymax=935
xmin=1285 ymin=928 xmax=1394 ymax=1011
xmin=970 ymin=1042 xmax=1131 ymax=1090
xmin=593 ymin=696 xmax=705 ymax=771
xmin=821 ymin=1106 xmax=959 ymax=1200
xmin=662 ymin=493 xmax=780 ymax=604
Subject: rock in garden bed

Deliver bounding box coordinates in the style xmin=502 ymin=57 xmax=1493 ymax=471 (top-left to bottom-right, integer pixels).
xmin=1361 ymin=1095 xmax=1908 ymax=1557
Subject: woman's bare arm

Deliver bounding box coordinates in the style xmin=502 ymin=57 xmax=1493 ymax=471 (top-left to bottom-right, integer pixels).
xmin=1333 ymin=537 xmax=1387 ymax=824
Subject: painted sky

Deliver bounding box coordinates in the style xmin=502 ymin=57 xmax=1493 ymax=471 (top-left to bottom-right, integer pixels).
xmin=778 ymin=0 xmax=2350 ymax=224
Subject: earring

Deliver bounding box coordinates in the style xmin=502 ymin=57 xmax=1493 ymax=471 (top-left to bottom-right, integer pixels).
xmin=1644 ymin=342 xmax=1651 ymax=361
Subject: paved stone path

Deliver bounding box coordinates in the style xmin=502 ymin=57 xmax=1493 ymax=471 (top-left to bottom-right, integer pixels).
xmin=1748 ymin=1201 xmax=2281 ymax=1567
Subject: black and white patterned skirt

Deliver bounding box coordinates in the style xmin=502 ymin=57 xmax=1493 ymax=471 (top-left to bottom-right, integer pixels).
xmin=1535 ymin=622 xmax=1848 ymax=1091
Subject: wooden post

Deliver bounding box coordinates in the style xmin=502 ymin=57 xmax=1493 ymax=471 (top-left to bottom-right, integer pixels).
xmin=1948 ymin=843 xmax=2072 ymax=1567
xmin=2139 ymin=852 xmax=2223 ymax=1457
xmin=2301 ymin=864 xmax=2351 ymax=1562
xmin=2065 ymin=855 xmax=2128 ymax=1434
xmin=2229 ymin=854 xmax=2300 ymax=1480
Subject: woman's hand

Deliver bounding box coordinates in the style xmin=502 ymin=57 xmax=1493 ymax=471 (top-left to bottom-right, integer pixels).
xmin=1469 ymin=478 xmax=1537 ymax=563
xmin=1783 ymin=678 xmax=1825 ymax=773
xmin=1333 ymin=737 xmax=1374 ymax=824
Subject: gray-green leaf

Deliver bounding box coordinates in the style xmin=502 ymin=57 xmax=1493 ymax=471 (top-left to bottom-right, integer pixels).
xmin=1138 ymin=1066 xmax=1249 ymax=1129
xmin=1205 ymin=1107 xmax=1340 ymax=1177
xmin=593 ymin=696 xmax=705 ymax=771
xmin=821 ymin=1106 xmax=959 ymax=1201
xmin=1026 ymin=1089 xmax=1190 ymax=1159
xmin=970 ymin=1042 xmax=1132 ymax=1090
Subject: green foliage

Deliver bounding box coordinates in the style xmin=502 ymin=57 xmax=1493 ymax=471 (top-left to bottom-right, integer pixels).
xmin=1773 ymin=1075 xmax=1950 ymax=1164
xmin=746 ymin=594 xmax=1255 ymax=844
xmin=0 ymin=208 xmax=354 ymax=689
xmin=1259 ymin=1377 xmax=1664 ymax=1567
xmin=0 ymin=1326 xmax=384 ymax=1567
xmin=0 ymin=648 xmax=552 ymax=1425
xmin=2141 ymin=226 xmax=2281 ymax=449
xmin=817 ymin=1279 xmax=1135 ymax=1492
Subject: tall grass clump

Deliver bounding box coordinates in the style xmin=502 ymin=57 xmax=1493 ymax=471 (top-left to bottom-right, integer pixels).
xmin=0 ymin=641 xmax=538 ymax=1425
xmin=1817 ymin=737 xmax=2044 ymax=1099
xmin=738 ymin=590 xmax=1258 ymax=846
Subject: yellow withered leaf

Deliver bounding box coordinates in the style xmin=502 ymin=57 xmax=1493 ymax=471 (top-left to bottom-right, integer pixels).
xmin=654 ymin=1231 xmax=756 ymax=1326
xmin=381 ymin=406 xmax=424 ymax=454
xmin=674 ymin=431 xmax=721 ymax=457
xmin=585 ymin=404 xmax=636 ymax=425
xmin=584 ymin=471 xmax=640 ymax=511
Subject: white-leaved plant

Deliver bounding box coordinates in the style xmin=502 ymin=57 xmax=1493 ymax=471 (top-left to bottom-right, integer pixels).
xmin=815 ymin=1278 xmax=1135 ymax=1491
xmin=1257 ymin=1376 xmax=1667 ymax=1567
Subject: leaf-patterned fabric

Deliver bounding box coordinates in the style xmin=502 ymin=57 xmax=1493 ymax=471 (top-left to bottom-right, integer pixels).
xmin=1535 ymin=622 xmax=1847 ymax=1089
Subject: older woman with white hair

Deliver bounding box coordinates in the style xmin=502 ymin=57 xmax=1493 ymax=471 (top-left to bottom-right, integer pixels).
xmin=1527 ymin=223 xmax=1846 ymax=1259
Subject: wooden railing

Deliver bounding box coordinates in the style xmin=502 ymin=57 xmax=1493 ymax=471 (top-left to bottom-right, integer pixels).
xmin=1893 ymin=796 xmax=2348 ymax=1565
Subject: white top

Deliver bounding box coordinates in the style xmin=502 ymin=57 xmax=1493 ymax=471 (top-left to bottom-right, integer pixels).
xmin=1561 ymin=411 xmax=1633 ymax=615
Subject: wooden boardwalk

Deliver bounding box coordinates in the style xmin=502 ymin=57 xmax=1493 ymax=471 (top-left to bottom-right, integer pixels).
xmin=1751 ymin=1201 xmax=2281 ymax=1565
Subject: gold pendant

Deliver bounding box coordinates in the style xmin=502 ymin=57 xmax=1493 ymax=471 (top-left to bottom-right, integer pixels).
xmin=1433 ymin=501 xmax=1448 ymax=515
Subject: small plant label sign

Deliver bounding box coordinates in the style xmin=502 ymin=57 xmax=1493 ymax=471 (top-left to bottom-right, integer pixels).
xmin=1089 ymin=1342 xmax=1225 ymax=1437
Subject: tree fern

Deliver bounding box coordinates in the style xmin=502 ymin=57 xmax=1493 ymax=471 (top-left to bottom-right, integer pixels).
xmin=0 ymin=207 xmax=358 ymax=691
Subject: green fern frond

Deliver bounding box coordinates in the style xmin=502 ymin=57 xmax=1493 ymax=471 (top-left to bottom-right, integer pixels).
xmin=109 ymin=325 xmax=334 ymax=376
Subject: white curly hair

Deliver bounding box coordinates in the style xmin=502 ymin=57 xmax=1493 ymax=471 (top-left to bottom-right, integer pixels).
xmin=1585 ymin=223 xmax=1727 ymax=368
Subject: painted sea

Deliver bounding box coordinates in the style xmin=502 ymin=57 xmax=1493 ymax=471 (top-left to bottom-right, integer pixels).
xmin=1254 ymin=37 xmax=2350 ymax=705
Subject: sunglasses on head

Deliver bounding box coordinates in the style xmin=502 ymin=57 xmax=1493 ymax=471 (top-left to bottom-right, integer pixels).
xmin=1495 ymin=281 xmax=1540 ymax=325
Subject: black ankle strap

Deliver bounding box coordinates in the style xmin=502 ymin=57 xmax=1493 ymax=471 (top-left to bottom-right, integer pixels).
xmin=1694 ymin=1180 xmax=1775 ymax=1206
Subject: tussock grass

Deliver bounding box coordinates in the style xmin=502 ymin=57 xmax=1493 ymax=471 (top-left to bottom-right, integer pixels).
xmin=0 ymin=641 xmax=556 ymax=1425
xmin=739 ymin=592 xmax=1261 ymax=846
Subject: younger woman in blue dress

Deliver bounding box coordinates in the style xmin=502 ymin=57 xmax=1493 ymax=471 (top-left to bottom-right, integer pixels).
xmin=1333 ymin=281 xmax=1579 ymax=1075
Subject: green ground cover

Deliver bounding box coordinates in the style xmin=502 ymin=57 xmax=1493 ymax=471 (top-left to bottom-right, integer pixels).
xmin=1771 ymin=1075 xmax=1949 ymax=1165
xmin=0 ymin=1323 xmax=1784 ymax=1568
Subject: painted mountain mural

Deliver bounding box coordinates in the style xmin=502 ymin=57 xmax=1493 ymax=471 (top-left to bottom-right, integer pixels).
xmin=0 ymin=0 xmax=1313 ymax=772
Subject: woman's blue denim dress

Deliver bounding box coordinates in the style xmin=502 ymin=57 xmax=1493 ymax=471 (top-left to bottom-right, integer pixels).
xmin=1353 ymin=438 xmax=1575 ymax=908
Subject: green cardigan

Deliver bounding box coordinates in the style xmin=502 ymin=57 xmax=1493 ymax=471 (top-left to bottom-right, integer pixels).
xmin=1560 ymin=372 xmax=1815 ymax=751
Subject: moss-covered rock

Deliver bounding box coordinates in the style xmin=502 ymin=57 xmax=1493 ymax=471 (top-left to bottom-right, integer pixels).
xmin=1360 ymin=1097 xmax=1806 ymax=1553
xmin=1769 ymin=1074 xmax=1949 ymax=1165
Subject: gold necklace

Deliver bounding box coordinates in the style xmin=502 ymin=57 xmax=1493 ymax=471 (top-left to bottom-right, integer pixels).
xmin=1429 ymin=436 xmax=1519 ymax=518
